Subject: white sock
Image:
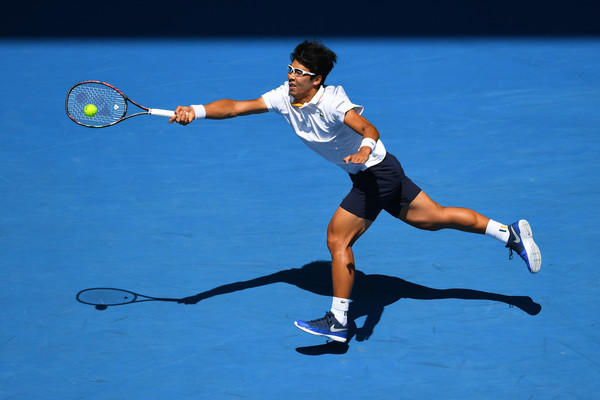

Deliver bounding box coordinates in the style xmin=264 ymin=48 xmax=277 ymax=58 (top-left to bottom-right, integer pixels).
xmin=330 ymin=297 xmax=350 ymax=326
xmin=485 ymin=219 xmax=510 ymax=244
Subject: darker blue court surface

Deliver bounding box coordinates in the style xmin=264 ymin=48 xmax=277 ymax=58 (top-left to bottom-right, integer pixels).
xmin=1 ymin=38 xmax=599 ymax=399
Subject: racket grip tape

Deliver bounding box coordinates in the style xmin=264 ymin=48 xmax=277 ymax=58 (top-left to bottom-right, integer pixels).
xmin=149 ymin=108 xmax=175 ymax=117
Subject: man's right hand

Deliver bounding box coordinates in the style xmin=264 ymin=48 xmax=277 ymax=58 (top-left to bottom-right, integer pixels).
xmin=169 ymin=105 xmax=196 ymax=125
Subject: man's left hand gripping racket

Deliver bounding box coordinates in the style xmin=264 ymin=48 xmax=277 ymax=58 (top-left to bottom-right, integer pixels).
xmin=65 ymin=81 xmax=175 ymax=128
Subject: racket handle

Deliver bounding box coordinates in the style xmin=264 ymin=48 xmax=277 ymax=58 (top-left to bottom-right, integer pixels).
xmin=149 ymin=108 xmax=175 ymax=117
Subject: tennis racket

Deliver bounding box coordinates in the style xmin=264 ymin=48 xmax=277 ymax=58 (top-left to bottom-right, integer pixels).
xmin=65 ymin=81 xmax=175 ymax=128
xmin=76 ymin=288 xmax=180 ymax=309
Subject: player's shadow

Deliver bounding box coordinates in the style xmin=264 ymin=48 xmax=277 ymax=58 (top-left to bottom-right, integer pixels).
xmin=178 ymin=260 xmax=541 ymax=355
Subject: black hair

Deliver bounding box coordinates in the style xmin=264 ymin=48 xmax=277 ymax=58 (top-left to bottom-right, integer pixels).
xmin=290 ymin=40 xmax=337 ymax=84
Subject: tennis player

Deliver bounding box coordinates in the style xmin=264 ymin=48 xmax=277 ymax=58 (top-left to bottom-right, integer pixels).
xmin=170 ymin=40 xmax=541 ymax=343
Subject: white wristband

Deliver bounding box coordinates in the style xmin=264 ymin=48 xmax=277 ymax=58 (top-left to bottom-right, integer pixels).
xmin=191 ymin=104 xmax=206 ymax=120
xmin=360 ymin=138 xmax=377 ymax=152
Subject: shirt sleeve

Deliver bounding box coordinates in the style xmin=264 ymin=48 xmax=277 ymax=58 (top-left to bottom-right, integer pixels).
xmin=329 ymin=86 xmax=364 ymax=124
xmin=261 ymin=82 xmax=289 ymax=113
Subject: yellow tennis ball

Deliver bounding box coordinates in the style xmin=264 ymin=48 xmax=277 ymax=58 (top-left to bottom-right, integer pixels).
xmin=84 ymin=104 xmax=98 ymax=117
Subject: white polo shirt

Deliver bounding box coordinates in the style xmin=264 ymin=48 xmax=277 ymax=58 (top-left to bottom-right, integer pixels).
xmin=261 ymin=82 xmax=386 ymax=174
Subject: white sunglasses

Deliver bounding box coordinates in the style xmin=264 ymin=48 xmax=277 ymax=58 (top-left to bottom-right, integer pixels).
xmin=287 ymin=64 xmax=316 ymax=77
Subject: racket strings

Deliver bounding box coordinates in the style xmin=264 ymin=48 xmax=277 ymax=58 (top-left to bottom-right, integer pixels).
xmin=67 ymin=82 xmax=126 ymax=126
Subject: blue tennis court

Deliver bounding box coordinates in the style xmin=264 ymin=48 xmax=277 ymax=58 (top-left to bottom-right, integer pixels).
xmin=1 ymin=37 xmax=599 ymax=399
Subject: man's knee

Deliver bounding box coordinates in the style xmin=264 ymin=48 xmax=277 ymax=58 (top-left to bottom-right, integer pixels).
xmin=402 ymin=199 xmax=447 ymax=231
xmin=326 ymin=229 xmax=347 ymax=253
xmin=411 ymin=219 xmax=443 ymax=231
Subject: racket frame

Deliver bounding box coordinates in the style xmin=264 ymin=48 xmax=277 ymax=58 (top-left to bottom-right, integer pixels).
xmin=65 ymin=80 xmax=174 ymax=128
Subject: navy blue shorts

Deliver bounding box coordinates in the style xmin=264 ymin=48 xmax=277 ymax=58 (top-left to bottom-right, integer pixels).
xmin=340 ymin=153 xmax=422 ymax=221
